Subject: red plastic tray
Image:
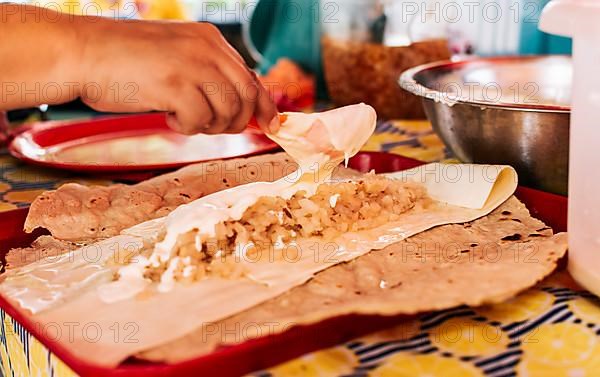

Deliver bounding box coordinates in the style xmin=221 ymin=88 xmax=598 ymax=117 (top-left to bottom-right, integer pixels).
xmin=8 ymin=113 xmax=279 ymax=173
xmin=0 ymin=152 xmax=567 ymax=376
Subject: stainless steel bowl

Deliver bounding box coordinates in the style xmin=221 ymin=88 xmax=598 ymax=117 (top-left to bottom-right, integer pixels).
xmin=400 ymin=55 xmax=571 ymax=195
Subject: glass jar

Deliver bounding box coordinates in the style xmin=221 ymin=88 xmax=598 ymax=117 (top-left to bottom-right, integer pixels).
xmin=320 ymin=0 xmax=450 ymax=119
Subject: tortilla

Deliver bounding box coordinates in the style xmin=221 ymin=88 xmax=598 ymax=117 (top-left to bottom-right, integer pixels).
xmin=0 ymin=160 xmax=538 ymax=368
xmin=2 ymin=167 xmax=566 ymax=368
xmin=23 ymin=153 xmax=297 ymax=241
xmin=3 ymin=195 xmax=567 ymax=367
xmin=137 ymin=196 xmax=566 ymax=363
xmin=3 ymin=236 xmax=79 ymax=271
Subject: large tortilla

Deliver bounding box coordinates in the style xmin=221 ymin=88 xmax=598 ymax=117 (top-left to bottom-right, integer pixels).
xmin=0 ymin=161 xmax=568 ymax=368
xmin=138 ymin=197 xmax=566 ymax=363
xmin=4 ymin=196 xmax=567 ymax=367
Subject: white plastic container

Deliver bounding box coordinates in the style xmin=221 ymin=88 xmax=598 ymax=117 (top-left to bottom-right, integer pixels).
xmin=540 ymin=0 xmax=600 ymax=295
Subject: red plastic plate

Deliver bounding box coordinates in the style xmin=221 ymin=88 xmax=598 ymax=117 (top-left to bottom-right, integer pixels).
xmin=8 ymin=113 xmax=280 ymax=173
xmin=0 ymin=152 xmax=568 ymax=376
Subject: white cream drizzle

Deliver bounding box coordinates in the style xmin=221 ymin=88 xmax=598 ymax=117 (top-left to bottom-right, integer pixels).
xmin=158 ymin=257 xmax=180 ymax=293
xmin=329 ymin=193 xmax=341 ymax=208
xmin=182 ymin=265 xmax=195 ymax=278
xmin=95 ymin=255 xmax=150 ymax=304
xmin=273 ymin=235 xmax=285 ymax=250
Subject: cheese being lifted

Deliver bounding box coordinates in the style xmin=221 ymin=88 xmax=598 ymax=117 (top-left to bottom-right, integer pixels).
xmin=267 ymin=104 xmax=376 ymax=169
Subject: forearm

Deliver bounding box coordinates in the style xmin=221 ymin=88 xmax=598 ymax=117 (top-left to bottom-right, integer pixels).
xmin=0 ymin=4 xmax=88 ymax=110
xmin=0 ymin=5 xmax=279 ymax=133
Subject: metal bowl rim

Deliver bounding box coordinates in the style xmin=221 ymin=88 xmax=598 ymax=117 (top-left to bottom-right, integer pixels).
xmin=399 ymin=55 xmax=571 ymax=114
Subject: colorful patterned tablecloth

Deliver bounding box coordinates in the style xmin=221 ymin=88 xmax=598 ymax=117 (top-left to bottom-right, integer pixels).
xmin=1 ymin=120 xmax=599 ymax=377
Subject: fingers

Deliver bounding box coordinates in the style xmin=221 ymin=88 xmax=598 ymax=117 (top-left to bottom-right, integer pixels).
xmin=153 ymin=22 xmax=280 ymax=135
xmin=244 ymin=69 xmax=279 ymax=133
xmin=196 ymin=67 xmax=242 ymax=135
xmin=165 ymin=85 xmax=213 ymax=135
xmin=210 ymin=33 xmax=279 ymax=134
xmin=224 ymin=81 xmax=258 ymax=134
xmin=209 ymin=48 xmax=259 ymax=134
xmin=211 ymin=28 xmax=248 ymax=66
xmin=255 ymin=82 xmax=279 ymax=133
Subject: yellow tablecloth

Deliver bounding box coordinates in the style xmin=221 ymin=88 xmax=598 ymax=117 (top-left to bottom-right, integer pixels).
xmin=1 ymin=120 xmax=599 ymax=377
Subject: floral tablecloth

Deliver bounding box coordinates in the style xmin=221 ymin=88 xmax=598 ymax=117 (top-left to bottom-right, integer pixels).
xmin=1 ymin=119 xmax=599 ymax=377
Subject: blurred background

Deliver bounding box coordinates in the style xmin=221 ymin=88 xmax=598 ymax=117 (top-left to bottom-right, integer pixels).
xmin=0 ymin=0 xmax=575 ymax=198
xmin=2 ymin=0 xmax=572 ymax=122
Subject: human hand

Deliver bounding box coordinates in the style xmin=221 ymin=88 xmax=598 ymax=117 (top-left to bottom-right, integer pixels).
xmin=75 ymin=19 xmax=279 ymax=134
